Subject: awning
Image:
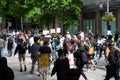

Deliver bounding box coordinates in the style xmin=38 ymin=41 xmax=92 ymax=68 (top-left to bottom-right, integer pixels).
xmin=82 ymin=1 xmax=120 ymax=12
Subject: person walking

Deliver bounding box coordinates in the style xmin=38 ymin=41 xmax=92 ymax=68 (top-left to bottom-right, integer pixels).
xmin=84 ymin=37 xmax=96 ymax=71
xmin=74 ymin=42 xmax=89 ymax=80
xmin=0 ymin=57 xmax=15 ymax=80
xmin=104 ymin=43 xmax=120 ymax=80
xmin=51 ymin=37 xmax=57 ymax=63
xmin=38 ymin=39 xmax=51 ymax=79
xmin=14 ymin=39 xmax=27 ymax=72
xmin=30 ymin=37 xmax=40 ymax=74
xmin=7 ymin=36 xmax=14 ymax=57
xmin=51 ymin=49 xmax=70 ymax=80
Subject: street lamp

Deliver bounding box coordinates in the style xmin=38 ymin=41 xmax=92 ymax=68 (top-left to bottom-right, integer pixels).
xmin=100 ymin=0 xmax=113 ymax=35
xmin=105 ymin=0 xmax=111 ymax=15
xmin=107 ymin=0 xmax=109 ymax=13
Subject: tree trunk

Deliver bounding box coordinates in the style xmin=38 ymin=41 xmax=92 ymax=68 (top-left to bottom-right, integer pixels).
xmin=21 ymin=17 xmax=23 ymax=31
xmin=55 ymin=16 xmax=59 ymax=29
xmin=63 ymin=25 xmax=66 ymax=36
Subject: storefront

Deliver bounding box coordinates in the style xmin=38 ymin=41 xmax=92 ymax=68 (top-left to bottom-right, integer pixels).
xmin=80 ymin=0 xmax=120 ymax=36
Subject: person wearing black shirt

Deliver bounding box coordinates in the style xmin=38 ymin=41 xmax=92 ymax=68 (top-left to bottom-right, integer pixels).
xmin=0 ymin=57 xmax=14 ymax=80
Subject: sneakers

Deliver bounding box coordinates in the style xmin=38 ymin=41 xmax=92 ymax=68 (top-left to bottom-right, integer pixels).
xmin=19 ymin=65 xmax=27 ymax=72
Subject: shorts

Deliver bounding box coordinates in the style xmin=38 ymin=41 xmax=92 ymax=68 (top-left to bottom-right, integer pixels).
xmin=18 ymin=54 xmax=25 ymax=61
xmin=88 ymin=54 xmax=94 ymax=60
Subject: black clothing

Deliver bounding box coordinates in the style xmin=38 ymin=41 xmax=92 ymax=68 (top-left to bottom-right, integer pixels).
xmin=30 ymin=42 xmax=40 ymax=73
xmin=105 ymin=48 xmax=120 ymax=80
xmin=14 ymin=42 xmax=27 ymax=55
xmin=7 ymin=38 xmax=13 ymax=50
xmin=74 ymin=48 xmax=88 ymax=80
xmin=39 ymin=46 xmax=51 ymax=54
xmin=0 ymin=57 xmax=14 ymax=80
xmin=51 ymin=58 xmax=70 ymax=80
xmin=31 ymin=42 xmax=40 ymax=59
xmin=66 ymin=68 xmax=81 ymax=80
xmin=74 ymin=48 xmax=88 ymax=69
xmin=105 ymin=64 xmax=119 ymax=80
xmin=0 ymin=66 xmax=14 ymax=80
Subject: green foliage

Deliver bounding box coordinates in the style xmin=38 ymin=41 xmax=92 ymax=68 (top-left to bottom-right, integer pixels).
xmin=102 ymin=14 xmax=116 ymax=21
xmin=0 ymin=0 xmax=83 ymax=27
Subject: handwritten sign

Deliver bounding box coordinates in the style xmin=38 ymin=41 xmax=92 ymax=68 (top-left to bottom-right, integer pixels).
xmin=50 ymin=29 xmax=56 ymax=33
xmin=43 ymin=30 xmax=49 ymax=35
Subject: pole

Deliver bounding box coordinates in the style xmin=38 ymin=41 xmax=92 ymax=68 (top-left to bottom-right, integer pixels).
xmin=106 ymin=0 xmax=110 ymax=35
xmin=107 ymin=0 xmax=109 ymax=13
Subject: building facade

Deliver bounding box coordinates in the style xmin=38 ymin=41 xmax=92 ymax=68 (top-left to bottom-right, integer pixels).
xmin=80 ymin=0 xmax=120 ymax=36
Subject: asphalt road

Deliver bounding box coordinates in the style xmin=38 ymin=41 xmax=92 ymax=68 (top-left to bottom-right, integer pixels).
xmin=4 ymin=50 xmax=116 ymax=80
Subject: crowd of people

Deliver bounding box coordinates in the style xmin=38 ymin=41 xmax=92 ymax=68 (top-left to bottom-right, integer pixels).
xmin=0 ymin=30 xmax=120 ymax=80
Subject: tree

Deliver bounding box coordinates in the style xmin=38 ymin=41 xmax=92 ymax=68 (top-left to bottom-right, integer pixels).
xmin=0 ymin=0 xmax=30 ymax=30
xmin=0 ymin=0 xmax=84 ymax=34
xmin=25 ymin=0 xmax=83 ymax=34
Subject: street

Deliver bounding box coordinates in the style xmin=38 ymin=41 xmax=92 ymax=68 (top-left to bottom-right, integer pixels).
xmin=5 ymin=51 xmax=116 ymax=80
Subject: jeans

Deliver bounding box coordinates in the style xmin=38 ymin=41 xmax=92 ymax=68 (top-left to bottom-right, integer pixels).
xmin=30 ymin=57 xmax=39 ymax=73
xmin=8 ymin=47 xmax=13 ymax=56
xmin=0 ymin=47 xmax=5 ymax=57
xmin=52 ymin=49 xmax=57 ymax=62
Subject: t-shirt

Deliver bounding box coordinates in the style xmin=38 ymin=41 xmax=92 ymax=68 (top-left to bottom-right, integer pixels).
xmin=0 ymin=66 xmax=14 ymax=80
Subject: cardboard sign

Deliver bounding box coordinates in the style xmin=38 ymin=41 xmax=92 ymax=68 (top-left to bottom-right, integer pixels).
xmin=50 ymin=29 xmax=56 ymax=33
xmin=56 ymin=28 xmax=61 ymax=33
xmin=38 ymin=54 xmax=50 ymax=68
xmin=43 ymin=30 xmax=49 ymax=35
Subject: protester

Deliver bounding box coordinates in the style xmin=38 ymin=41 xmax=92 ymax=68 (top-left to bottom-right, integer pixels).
xmin=51 ymin=37 xmax=57 ymax=62
xmin=30 ymin=37 xmax=40 ymax=74
xmin=84 ymin=37 xmax=96 ymax=71
xmin=14 ymin=38 xmax=27 ymax=72
xmin=104 ymin=43 xmax=120 ymax=80
xmin=74 ymin=42 xmax=89 ymax=80
xmin=51 ymin=49 xmax=70 ymax=80
xmin=38 ymin=39 xmax=51 ymax=78
xmin=7 ymin=36 xmax=14 ymax=57
xmin=0 ymin=57 xmax=15 ymax=80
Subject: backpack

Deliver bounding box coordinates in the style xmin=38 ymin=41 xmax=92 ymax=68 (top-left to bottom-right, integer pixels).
xmin=66 ymin=42 xmax=72 ymax=51
xmin=20 ymin=43 xmax=27 ymax=53
xmin=8 ymin=38 xmax=13 ymax=44
xmin=74 ymin=49 xmax=88 ymax=65
xmin=81 ymin=52 xmax=88 ymax=64
xmin=87 ymin=47 xmax=94 ymax=55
